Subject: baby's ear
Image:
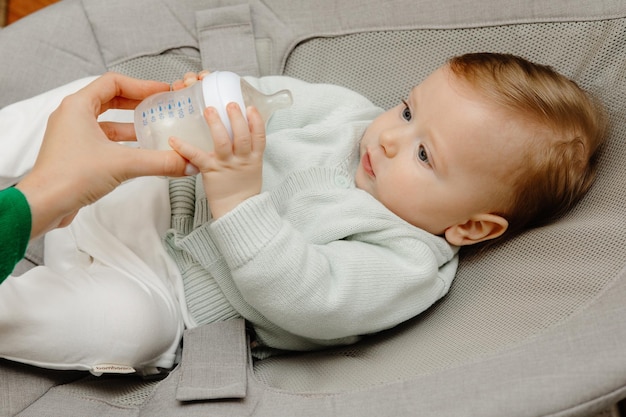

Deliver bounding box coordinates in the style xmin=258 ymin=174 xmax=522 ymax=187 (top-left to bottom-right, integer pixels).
xmin=444 ymin=214 xmax=508 ymax=246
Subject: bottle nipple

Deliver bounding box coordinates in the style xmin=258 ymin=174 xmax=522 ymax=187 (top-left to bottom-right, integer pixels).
xmin=240 ymin=78 xmax=293 ymax=122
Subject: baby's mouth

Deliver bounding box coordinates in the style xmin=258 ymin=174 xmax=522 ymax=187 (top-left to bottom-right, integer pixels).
xmin=362 ymin=150 xmax=375 ymax=178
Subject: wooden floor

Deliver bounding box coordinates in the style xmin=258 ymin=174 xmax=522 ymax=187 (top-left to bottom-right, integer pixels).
xmin=0 ymin=0 xmax=6 ymax=26
xmin=7 ymin=0 xmax=59 ymax=25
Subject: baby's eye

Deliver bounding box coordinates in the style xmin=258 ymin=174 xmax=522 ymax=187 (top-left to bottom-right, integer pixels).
xmin=401 ymin=100 xmax=412 ymax=121
xmin=416 ymin=144 xmax=430 ymax=164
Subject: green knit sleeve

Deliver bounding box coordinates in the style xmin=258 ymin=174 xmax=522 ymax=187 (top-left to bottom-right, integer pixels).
xmin=0 ymin=187 xmax=32 ymax=282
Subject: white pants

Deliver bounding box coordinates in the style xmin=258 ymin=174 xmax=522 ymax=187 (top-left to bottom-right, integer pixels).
xmin=0 ymin=177 xmax=185 ymax=375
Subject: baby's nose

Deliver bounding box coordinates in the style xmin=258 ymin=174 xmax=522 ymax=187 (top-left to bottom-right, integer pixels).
xmin=379 ymin=130 xmax=400 ymax=157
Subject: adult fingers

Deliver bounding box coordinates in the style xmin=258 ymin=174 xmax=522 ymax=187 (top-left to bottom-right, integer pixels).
xmin=99 ymin=122 xmax=138 ymax=142
xmin=75 ymin=72 xmax=169 ymax=115
xmin=116 ymin=146 xmax=190 ymax=179
xmin=171 ymin=79 xmax=186 ymax=91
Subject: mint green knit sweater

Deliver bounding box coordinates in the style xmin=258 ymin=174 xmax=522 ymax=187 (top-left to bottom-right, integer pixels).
xmin=165 ymin=76 xmax=458 ymax=356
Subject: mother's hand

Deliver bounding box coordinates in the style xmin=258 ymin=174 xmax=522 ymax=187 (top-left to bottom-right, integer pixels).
xmin=16 ymin=72 xmax=192 ymax=239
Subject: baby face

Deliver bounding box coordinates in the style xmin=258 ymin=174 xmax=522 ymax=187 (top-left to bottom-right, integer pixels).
xmin=356 ymin=65 xmax=524 ymax=241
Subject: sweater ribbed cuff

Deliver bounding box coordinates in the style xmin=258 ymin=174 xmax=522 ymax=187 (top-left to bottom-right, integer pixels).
xmin=208 ymin=193 xmax=282 ymax=269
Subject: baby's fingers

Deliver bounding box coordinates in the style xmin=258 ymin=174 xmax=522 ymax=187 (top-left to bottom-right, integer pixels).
xmin=171 ymin=70 xmax=211 ymax=91
xmin=171 ymin=72 xmax=198 ymax=91
xmin=183 ymin=72 xmax=201 ymax=87
xmin=204 ymin=106 xmax=233 ymax=159
xmin=168 ymin=136 xmax=208 ymax=173
xmin=247 ymin=106 xmax=266 ymax=155
xmin=227 ymin=103 xmax=253 ymax=157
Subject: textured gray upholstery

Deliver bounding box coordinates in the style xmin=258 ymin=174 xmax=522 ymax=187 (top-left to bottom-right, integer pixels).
xmin=0 ymin=0 xmax=624 ymax=416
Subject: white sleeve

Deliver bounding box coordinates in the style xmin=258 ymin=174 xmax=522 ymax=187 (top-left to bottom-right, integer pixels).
xmin=0 ymin=76 xmax=99 ymax=189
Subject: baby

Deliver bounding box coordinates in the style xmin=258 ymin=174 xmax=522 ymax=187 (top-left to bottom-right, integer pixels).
xmin=0 ymin=52 xmax=605 ymax=375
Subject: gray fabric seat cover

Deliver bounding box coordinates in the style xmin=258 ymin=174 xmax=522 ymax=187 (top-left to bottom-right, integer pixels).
xmin=0 ymin=0 xmax=625 ymax=416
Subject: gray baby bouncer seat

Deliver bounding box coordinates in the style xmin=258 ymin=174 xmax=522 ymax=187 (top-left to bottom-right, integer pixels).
xmin=1 ymin=0 xmax=625 ymax=416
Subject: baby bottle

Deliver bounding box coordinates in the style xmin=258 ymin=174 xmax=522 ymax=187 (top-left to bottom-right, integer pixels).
xmin=134 ymin=71 xmax=293 ymax=151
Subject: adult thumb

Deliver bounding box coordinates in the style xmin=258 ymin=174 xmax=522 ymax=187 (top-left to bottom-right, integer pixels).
xmin=123 ymin=148 xmax=191 ymax=179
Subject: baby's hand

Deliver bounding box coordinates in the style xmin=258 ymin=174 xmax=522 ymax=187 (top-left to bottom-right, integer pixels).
xmin=171 ymin=70 xmax=211 ymax=91
xmin=169 ymin=103 xmax=266 ymax=219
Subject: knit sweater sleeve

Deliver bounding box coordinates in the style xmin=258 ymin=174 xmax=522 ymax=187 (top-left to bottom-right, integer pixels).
xmin=0 ymin=187 xmax=32 ymax=282
xmin=208 ymin=190 xmax=457 ymax=341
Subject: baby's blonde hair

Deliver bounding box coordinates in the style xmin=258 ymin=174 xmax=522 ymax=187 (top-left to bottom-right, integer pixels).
xmin=448 ymin=52 xmax=607 ymax=243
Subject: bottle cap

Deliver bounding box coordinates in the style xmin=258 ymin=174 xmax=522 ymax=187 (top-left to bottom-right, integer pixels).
xmin=201 ymin=71 xmax=246 ymax=138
